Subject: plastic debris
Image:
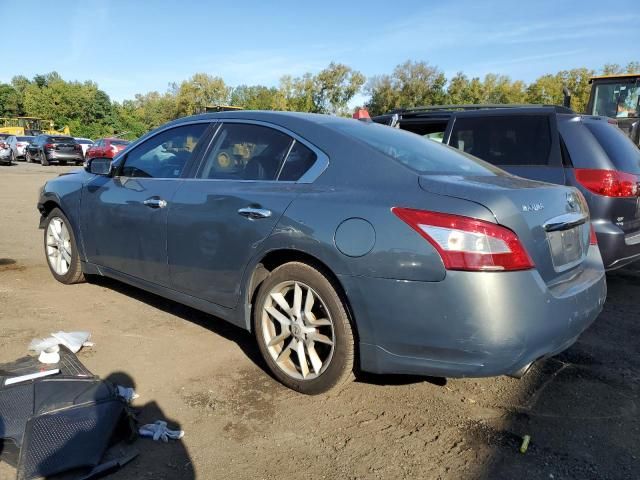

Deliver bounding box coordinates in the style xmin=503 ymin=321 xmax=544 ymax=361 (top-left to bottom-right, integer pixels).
xmin=38 ymin=345 xmax=61 ymax=364
xmin=139 ymin=420 xmax=184 ymax=442
xmin=116 ymin=385 xmax=139 ymax=403
xmin=29 ymin=331 xmax=93 ymax=355
xmin=520 ymin=434 xmax=531 ymax=454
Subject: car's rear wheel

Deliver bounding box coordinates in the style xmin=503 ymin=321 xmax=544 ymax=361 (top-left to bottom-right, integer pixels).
xmin=254 ymin=262 xmax=354 ymax=394
xmin=25 ymin=151 xmax=31 ymax=163
xmin=44 ymin=208 xmax=84 ymax=284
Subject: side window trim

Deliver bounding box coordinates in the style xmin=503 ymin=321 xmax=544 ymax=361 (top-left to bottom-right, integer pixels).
xmin=114 ymin=121 xmax=216 ymax=179
xmin=192 ymin=119 xmax=329 ymax=184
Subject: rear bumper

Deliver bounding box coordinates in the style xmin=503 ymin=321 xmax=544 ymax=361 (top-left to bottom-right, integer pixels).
xmin=595 ymin=221 xmax=640 ymax=270
xmin=45 ymin=152 xmax=84 ymax=163
xmin=340 ymin=247 xmax=606 ymax=378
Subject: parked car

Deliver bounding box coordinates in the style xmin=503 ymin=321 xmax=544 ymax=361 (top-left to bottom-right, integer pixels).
xmin=85 ymin=137 xmax=130 ymax=161
xmin=0 ymin=138 xmax=11 ymax=165
xmin=38 ymin=112 xmax=606 ymax=394
xmin=74 ymin=138 xmax=94 ymax=157
xmin=374 ymin=105 xmax=640 ymax=270
xmin=25 ymin=134 xmax=84 ymax=166
xmin=5 ymin=135 xmax=34 ymax=161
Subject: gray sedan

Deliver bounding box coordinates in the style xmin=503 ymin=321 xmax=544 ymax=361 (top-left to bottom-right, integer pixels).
xmin=37 ymin=111 xmax=607 ymax=394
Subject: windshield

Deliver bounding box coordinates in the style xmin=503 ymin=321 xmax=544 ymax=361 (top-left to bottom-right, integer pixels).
xmin=330 ymin=120 xmax=499 ymax=176
xmin=592 ymin=81 xmax=640 ymax=118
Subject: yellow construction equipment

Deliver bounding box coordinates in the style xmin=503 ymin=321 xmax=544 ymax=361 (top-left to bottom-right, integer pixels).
xmin=0 ymin=117 xmax=70 ymax=136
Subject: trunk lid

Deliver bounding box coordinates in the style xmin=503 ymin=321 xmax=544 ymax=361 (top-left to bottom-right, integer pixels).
xmin=419 ymin=174 xmax=591 ymax=283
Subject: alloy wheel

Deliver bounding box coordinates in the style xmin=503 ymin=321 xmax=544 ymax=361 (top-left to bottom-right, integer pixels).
xmin=46 ymin=217 xmax=72 ymax=275
xmin=261 ymin=281 xmax=335 ymax=380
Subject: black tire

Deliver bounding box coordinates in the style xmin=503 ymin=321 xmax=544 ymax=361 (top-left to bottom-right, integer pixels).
xmin=40 ymin=150 xmax=49 ymax=166
xmin=253 ymin=262 xmax=354 ymax=395
xmin=10 ymin=150 xmax=15 ymax=164
xmin=43 ymin=207 xmax=85 ymax=284
xmin=25 ymin=151 xmax=31 ymax=163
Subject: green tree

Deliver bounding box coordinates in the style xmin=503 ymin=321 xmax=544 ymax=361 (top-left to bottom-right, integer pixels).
xmin=313 ymin=62 xmax=365 ymax=115
xmin=175 ymin=73 xmax=230 ymax=116
xmin=0 ymin=84 xmax=23 ymax=116
xmin=230 ymin=85 xmax=287 ymax=110
xmin=366 ymin=60 xmax=446 ymax=115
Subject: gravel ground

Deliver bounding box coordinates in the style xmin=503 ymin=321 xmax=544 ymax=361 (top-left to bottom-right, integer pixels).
xmin=1 ymin=161 xmax=639 ymax=479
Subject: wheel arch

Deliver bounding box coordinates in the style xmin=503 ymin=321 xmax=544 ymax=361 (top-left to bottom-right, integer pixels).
xmin=244 ymin=249 xmax=360 ymax=360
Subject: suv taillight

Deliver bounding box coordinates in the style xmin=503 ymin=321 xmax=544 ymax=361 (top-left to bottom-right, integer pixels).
xmin=574 ymin=169 xmax=639 ymax=198
xmin=44 ymin=143 xmax=54 ymax=150
xmin=392 ymin=208 xmax=535 ymax=271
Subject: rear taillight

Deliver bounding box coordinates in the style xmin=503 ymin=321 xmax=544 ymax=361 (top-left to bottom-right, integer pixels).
xmin=74 ymin=144 xmax=81 ymax=151
xmin=589 ymin=224 xmax=598 ymax=245
xmin=0 ymin=142 xmax=7 ymax=148
xmin=392 ymin=208 xmax=535 ymax=272
xmin=44 ymin=143 xmax=54 ymax=150
xmin=575 ymin=169 xmax=639 ymax=198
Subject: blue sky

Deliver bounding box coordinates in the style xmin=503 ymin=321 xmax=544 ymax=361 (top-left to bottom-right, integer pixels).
xmin=2 ymin=0 xmax=638 ymax=103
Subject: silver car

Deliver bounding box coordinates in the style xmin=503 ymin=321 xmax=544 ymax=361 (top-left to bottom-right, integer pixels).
xmin=74 ymin=138 xmax=94 ymax=158
xmin=6 ymin=135 xmax=34 ymax=161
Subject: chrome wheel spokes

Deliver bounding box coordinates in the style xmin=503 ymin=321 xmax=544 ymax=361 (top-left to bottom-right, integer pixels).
xmin=46 ymin=217 xmax=72 ymax=276
xmin=262 ymin=281 xmax=335 ymax=380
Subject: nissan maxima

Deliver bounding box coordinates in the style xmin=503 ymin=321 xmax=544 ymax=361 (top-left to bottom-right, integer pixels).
xmin=37 ymin=111 xmax=607 ymax=394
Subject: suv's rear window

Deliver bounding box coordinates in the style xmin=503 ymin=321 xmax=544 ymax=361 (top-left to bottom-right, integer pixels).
xmin=449 ymin=115 xmax=552 ymax=166
xmin=330 ymin=120 xmax=496 ymax=176
xmin=111 ymin=140 xmax=129 ymax=146
xmin=584 ymin=121 xmax=640 ymax=174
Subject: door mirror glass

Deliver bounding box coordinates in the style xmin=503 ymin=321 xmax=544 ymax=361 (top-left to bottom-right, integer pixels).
xmin=87 ymin=157 xmax=112 ymax=176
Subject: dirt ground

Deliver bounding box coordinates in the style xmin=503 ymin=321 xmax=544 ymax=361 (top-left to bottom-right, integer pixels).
xmin=1 ymin=161 xmax=639 ymax=480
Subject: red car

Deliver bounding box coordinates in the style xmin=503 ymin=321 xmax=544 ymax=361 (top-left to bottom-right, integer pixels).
xmin=85 ymin=138 xmax=130 ymax=161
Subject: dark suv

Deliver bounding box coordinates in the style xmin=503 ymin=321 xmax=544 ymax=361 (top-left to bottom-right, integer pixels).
xmin=373 ymin=105 xmax=640 ymax=270
xmin=25 ymin=135 xmax=84 ymax=166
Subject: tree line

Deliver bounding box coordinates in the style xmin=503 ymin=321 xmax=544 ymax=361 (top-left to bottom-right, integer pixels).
xmin=0 ymin=60 xmax=638 ymax=139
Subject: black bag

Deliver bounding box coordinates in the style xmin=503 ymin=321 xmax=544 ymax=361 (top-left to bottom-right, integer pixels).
xmin=0 ymin=346 xmax=133 ymax=480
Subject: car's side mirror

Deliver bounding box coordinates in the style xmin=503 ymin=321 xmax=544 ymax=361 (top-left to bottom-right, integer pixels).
xmin=86 ymin=157 xmax=113 ymax=176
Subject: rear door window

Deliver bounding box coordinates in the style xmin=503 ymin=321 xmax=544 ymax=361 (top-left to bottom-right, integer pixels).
xmin=450 ymin=115 xmax=552 ymax=166
xmin=197 ymin=123 xmax=294 ymax=181
xmin=584 ymin=120 xmax=640 ymax=174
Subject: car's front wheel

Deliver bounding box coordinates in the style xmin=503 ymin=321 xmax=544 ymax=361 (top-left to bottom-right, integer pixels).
xmin=40 ymin=151 xmax=49 ymax=166
xmin=254 ymin=262 xmax=355 ymax=394
xmin=43 ymin=208 xmax=84 ymax=284
xmin=25 ymin=151 xmax=32 ymax=163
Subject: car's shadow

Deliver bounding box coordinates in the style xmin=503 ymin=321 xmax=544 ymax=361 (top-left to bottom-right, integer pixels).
xmin=87 ymin=275 xmax=445 ymax=388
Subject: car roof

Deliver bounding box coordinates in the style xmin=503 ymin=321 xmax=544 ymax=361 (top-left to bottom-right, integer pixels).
xmin=166 ymin=110 xmax=357 ymax=127
xmin=373 ymin=104 xmax=574 ymax=122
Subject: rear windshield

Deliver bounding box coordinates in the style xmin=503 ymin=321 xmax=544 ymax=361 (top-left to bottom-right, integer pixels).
xmin=111 ymin=140 xmax=129 ymax=146
xmin=48 ymin=136 xmax=75 ymax=143
xmin=76 ymin=139 xmax=93 ymax=144
xmin=330 ymin=120 xmax=497 ymax=176
xmin=584 ymin=121 xmax=640 ymax=174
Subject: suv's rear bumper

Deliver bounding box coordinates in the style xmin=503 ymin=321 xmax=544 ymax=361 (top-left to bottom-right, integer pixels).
xmin=340 ymin=247 xmax=606 ymax=378
xmin=594 ymin=221 xmax=640 ymax=270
